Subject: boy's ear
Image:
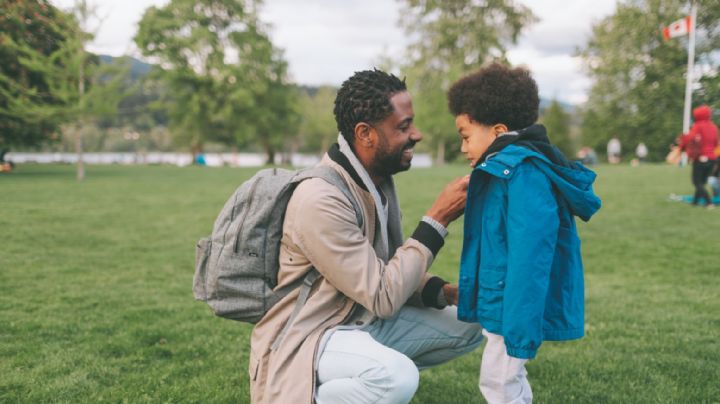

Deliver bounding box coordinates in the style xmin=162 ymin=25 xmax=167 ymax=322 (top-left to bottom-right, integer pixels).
xmin=493 ymin=123 xmax=509 ymax=136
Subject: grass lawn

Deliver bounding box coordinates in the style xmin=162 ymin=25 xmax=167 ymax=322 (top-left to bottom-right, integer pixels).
xmin=1 ymin=162 xmax=718 ymax=403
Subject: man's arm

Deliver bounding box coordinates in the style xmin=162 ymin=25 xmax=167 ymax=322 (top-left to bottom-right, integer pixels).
xmin=409 ymin=175 xmax=470 ymax=308
xmin=288 ymin=176 xmax=468 ymax=318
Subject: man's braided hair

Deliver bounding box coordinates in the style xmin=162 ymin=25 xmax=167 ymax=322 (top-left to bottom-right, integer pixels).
xmin=334 ymin=69 xmax=407 ymax=146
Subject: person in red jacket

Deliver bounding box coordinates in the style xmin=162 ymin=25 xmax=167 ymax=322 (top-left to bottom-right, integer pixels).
xmin=678 ymin=105 xmax=719 ymax=208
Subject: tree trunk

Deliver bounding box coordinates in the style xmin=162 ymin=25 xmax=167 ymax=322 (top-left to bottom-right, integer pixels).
xmin=265 ymin=145 xmax=275 ymax=165
xmin=75 ymin=124 xmax=85 ymax=181
xmin=282 ymin=138 xmax=299 ymax=166
xmin=435 ymin=141 xmax=445 ymax=166
xmin=76 ymin=29 xmax=85 ymax=182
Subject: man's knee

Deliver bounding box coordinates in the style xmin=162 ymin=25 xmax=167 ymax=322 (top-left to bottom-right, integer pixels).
xmin=443 ymin=308 xmax=484 ymax=350
xmin=460 ymin=321 xmax=485 ymax=349
xmin=361 ymin=351 xmax=419 ymax=403
xmin=381 ymin=353 xmax=419 ymax=403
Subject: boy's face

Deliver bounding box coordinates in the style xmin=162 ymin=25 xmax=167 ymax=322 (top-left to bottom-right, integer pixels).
xmin=455 ymin=114 xmax=504 ymax=167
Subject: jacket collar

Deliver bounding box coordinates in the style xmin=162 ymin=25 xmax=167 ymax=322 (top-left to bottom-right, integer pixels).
xmin=328 ymin=142 xmax=369 ymax=192
xmin=474 ymin=144 xmax=601 ymax=222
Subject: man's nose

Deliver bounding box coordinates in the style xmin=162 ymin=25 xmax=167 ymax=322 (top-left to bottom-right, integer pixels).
xmin=410 ymin=126 xmax=423 ymax=143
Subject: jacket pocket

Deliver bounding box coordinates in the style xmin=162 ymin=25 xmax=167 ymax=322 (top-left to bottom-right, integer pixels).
xmin=478 ymin=268 xmax=506 ymax=290
xmin=477 ymin=269 xmax=505 ymax=321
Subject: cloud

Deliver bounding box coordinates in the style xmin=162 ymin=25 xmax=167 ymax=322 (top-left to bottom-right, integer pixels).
xmin=48 ymin=0 xmax=619 ymax=105
xmin=514 ymin=0 xmax=615 ymax=57
xmin=261 ymin=0 xmax=406 ymax=85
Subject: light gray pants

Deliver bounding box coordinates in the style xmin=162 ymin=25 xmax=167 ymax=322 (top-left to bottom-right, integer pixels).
xmin=479 ymin=330 xmax=533 ymax=404
xmin=315 ymin=306 xmax=484 ymax=404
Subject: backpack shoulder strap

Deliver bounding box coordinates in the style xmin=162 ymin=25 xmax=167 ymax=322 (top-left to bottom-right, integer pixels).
xmin=270 ymin=166 xmax=363 ymax=351
xmin=270 ymin=268 xmax=320 ymax=351
xmin=293 ymin=165 xmax=364 ymax=228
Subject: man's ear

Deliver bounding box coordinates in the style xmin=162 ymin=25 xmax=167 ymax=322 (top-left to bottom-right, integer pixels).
xmin=354 ymin=122 xmax=374 ymax=148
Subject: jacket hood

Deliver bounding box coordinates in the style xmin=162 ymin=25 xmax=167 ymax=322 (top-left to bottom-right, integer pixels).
xmin=477 ymin=124 xmax=601 ymax=221
xmin=693 ymin=105 xmax=712 ymax=121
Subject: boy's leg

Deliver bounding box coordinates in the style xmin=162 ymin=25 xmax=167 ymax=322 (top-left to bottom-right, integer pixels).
xmin=479 ymin=330 xmax=533 ymax=404
xmin=315 ymin=329 xmax=420 ymax=404
xmin=366 ymin=305 xmax=484 ymax=369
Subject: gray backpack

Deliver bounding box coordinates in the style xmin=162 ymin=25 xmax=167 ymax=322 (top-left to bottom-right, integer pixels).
xmin=193 ymin=165 xmax=363 ymax=324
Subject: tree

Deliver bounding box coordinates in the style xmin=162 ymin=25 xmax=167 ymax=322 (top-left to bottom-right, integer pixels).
xmin=0 ymin=0 xmax=73 ymax=149
xmin=541 ymin=100 xmax=574 ymax=157
xmin=579 ymin=0 xmax=719 ymax=161
xmin=297 ymin=86 xmax=338 ymax=154
xmin=0 ymin=0 xmax=126 ymax=179
xmin=396 ymin=0 xmax=536 ymax=164
xmin=134 ymin=0 xmax=298 ymax=164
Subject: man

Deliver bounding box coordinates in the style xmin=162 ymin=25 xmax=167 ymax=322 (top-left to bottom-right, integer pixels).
xmin=249 ymin=69 xmax=483 ymax=403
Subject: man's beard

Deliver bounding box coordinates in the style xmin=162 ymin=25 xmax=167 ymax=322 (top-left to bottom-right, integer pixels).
xmin=371 ymin=134 xmax=416 ymax=178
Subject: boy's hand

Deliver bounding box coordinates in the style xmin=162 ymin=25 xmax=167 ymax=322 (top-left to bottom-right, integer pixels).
xmin=442 ymin=283 xmax=458 ymax=306
xmin=425 ymin=175 xmax=470 ymax=227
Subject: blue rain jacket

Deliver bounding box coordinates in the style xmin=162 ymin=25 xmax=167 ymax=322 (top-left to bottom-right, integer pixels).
xmin=458 ymin=135 xmax=601 ymax=359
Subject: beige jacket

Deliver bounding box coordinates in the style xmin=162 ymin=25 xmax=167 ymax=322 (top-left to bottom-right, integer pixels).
xmin=248 ymin=152 xmax=443 ymax=403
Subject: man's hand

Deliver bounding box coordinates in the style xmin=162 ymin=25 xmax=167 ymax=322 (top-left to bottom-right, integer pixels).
xmin=425 ymin=175 xmax=470 ymax=227
xmin=442 ymin=283 xmax=458 ymax=306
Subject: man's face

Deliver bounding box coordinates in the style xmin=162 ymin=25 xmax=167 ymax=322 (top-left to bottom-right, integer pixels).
xmin=369 ymin=91 xmax=422 ymax=177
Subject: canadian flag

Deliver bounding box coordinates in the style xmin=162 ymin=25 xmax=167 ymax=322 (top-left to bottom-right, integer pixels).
xmin=662 ymin=16 xmax=692 ymax=40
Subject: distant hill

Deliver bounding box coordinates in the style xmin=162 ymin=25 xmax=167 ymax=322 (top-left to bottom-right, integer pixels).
xmin=540 ymin=98 xmax=576 ymax=114
xmin=97 ymin=55 xmax=578 ymax=111
xmin=98 ymin=54 xmax=153 ymax=81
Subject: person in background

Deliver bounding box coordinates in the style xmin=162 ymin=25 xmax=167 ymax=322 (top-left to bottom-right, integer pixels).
xmin=636 ymin=142 xmax=648 ymax=163
xmin=607 ymin=137 xmax=621 ymax=164
xmin=677 ymin=105 xmax=718 ymax=208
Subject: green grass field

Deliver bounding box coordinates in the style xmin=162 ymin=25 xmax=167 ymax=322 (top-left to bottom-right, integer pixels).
xmin=1 ymin=163 xmax=718 ymax=403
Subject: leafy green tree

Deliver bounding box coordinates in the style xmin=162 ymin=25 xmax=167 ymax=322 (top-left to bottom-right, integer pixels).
xmin=297 ymin=86 xmax=338 ymax=153
xmin=1 ymin=0 xmax=126 ymax=179
xmin=579 ymin=0 xmax=719 ymax=161
xmin=541 ymin=99 xmax=574 ymax=157
xmin=396 ymin=0 xmax=536 ymax=163
xmin=134 ymin=0 xmax=298 ymax=164
xmin=0 ymin=0 xmax=73 ymax=149
xmin=57 ymin=0 xmax=128 ymax=179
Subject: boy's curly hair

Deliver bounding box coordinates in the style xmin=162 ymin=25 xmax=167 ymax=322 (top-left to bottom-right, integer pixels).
xmin=447 ymin=63 xmax=539 ymax=131
xmin=334 ymin=69 xmax=407 ymax=146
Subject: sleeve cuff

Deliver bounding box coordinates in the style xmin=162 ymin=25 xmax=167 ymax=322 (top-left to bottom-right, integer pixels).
xmin=421 ymin=215 xmax=449 ymax=238
xmin=411 ymin=221 xmax=445 ymax=256
xmin=421 ymin=276 xmax=448 ymax=309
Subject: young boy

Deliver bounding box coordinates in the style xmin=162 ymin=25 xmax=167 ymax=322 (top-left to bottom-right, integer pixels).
xmin=447 ymin=63 xmax=601 ymax=403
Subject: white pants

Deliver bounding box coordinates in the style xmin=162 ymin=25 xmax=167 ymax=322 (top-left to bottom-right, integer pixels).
xmin=480 ymin=330 xmax=533 ymax=404
xmin=315 ymin=306 xmax=484 ymax=404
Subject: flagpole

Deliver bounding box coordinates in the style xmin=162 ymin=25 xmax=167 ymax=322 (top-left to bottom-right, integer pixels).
xmin=682 ymin=2 xmax=697 ymax=133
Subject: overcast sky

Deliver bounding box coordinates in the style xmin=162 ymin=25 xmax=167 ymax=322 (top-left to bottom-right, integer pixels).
xmin=49 ymin=0 xmax=618 ymax=104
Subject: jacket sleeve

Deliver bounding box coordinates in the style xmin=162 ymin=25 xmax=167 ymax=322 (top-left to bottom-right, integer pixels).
xmin=405 ymin=273 xmax=449 ymax=309
xmin=503 ymin=162 xmax=559 ymax=359
xmin=678 ymin=126 xmax=697 ymax=150
xmin=288 ymin=180 xmax=440 ymax=319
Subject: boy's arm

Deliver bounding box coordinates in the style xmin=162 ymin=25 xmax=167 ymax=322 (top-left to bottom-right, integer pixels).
xmin=503 ymin=162 xmax=559 ymax=359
